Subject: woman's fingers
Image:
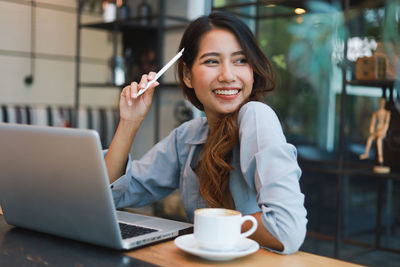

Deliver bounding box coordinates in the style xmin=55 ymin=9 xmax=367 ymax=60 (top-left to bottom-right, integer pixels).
xmin=121 ymin=72 xmax=160 ymax=105
xmin=138 ymin=72 xmax=158 ymax=95
xmin=147 ymin=72 xmax=156 ymax=81
xmin=120 ymin=82 xmax=137 ymax=106
xmin=130 ymin=81 xmax=139 ymax=99
xmin=138 ymin=74 xmax=149 ymax=94
xmin=148 ymin=81 xmax=159 ymax=98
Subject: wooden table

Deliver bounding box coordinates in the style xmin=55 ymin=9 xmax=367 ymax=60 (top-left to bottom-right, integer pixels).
xmin=0 ymin=206 xmax=362 ymax=266
xmin=125 ymin=239 xmax=363 ymax=267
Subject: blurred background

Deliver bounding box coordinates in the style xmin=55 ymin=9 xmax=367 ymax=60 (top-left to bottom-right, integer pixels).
xmin=0 ymin=0 xmax=399 ymax=266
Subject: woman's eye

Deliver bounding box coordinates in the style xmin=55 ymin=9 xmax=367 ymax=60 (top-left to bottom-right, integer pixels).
xmin=203 ymin=59 xmax=218 ymax=65
xmin=235 ymin=58 xmax=248 ymax=64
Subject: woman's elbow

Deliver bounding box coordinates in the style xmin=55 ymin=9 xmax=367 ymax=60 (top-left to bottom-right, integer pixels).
xmin=279 ymin=218 xmax=307 ymax=254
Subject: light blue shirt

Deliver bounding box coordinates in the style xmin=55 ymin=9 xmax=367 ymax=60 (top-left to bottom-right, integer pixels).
xmin=111 ymin=101 xmax=307 ymax=254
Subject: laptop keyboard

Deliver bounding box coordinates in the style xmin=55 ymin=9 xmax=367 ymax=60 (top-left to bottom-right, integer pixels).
xmin=118 ymin=223 xmax=159 ymax=239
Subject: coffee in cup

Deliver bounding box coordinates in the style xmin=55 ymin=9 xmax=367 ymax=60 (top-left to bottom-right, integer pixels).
xmin=194 ymin=208 xmax=258 ymax=251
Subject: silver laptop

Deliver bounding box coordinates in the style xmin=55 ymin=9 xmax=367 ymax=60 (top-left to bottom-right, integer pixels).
xmin=0 ymin=123 xmax=192 ymax=250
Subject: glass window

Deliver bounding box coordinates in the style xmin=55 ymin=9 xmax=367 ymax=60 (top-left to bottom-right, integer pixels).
xmin=212 ymin=0 xmax=400 ymax=160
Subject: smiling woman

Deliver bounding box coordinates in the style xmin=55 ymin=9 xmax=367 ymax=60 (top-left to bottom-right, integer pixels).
xmin=105 ymin=11 xmax=307 ymax=255
xmin=182 ymin=28 xmax=254 ymax=123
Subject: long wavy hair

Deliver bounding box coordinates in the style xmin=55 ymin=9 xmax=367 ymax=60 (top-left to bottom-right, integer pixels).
xmin=177 ymin=11 xmax=275 ymax=208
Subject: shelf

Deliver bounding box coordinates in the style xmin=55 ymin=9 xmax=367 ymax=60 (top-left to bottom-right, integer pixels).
xmin=80 ymin=82 xmax=122 ymax=88
xmin=79 ymin=82 xmax=181 ymax=89
xmin=344 ymin=168 xmax=400 ymax=180
xmin=213 ymin=0 xmax=386 ymax=10
xmin=346 ymin=80 xmax=397 ymax=88
xmin=299 ymin=158 xmax=400 ymax=180
xmin=80 ymin=15 xmax=190 ymax=32
xmin=80 ymin=19 xmax=158 ymax=31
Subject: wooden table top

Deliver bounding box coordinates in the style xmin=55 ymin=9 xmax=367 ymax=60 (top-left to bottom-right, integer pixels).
xmin=125 ymin=236 xmax=363 ymax=267
xmin=0 ymin=206 xmax=363 ymax=266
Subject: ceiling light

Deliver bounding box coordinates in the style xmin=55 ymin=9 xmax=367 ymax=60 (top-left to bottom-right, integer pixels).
xmin=294 ymin=8 xmax=306 ymax=14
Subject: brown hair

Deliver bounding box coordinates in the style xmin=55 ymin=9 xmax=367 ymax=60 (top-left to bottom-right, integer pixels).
xmin=177 ymin=11 xmax=275 ymax=208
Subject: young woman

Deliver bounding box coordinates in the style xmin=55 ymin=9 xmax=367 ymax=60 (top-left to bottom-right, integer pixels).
xmin=105 ymin=11 xmax=307 ymax=254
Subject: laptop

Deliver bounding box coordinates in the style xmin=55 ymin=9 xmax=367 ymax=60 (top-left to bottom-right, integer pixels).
xmin=0 ymin=123 xmax=193 ymax=250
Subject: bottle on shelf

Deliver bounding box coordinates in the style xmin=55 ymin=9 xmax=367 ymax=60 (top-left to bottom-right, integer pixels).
xmin=103 ymin=0 xmax=117 ymax=22
xmin=137 ymin=0 xmax=152 ymax=25
xmin=109 ymin=55 xmax=126 ymax=86
xmin=117 ymin=0 xmax=130 ymax=20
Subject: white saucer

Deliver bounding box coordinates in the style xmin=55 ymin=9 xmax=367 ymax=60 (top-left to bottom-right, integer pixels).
xmin=174 ymin=234 xmax=259 ymax=261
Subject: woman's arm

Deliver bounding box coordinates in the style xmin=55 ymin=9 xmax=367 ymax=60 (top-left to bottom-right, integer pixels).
xmin=242 ymin=212 xmax=284 ymax=251
xmin=238 ymin=102 xmax=307 ymax=254
xmin=105 ymin=72 xmax=159 ymax=184
xmin=105 ymin=119 xmax=141 ymax=184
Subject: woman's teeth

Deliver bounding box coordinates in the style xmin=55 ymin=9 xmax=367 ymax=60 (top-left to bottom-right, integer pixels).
xmin=214 ymin=89 xmax=239 ymax=95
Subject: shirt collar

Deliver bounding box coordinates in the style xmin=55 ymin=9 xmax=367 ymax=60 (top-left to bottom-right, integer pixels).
xmin=184 ymin=117 xmax=208 ymax=145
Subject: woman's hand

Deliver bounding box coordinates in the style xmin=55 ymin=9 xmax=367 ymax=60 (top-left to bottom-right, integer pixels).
xmin=106 ymin=72 xmax=159 ymax=184
xmin=119 ymin=72 xmax=159 ymax=123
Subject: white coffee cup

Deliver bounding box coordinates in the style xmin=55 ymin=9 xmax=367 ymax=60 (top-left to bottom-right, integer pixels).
xmin=194 ymin=208 xmax=258 ymax=251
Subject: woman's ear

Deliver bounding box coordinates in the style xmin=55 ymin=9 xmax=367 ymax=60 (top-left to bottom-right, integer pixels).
xmin=183 ymin=64 xmax=193 ymax=88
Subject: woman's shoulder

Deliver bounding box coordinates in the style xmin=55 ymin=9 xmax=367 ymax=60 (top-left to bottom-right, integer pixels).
xmin=175 ymin=117 xmax=208 ymax=145
xmin=238 ymin=101 xmax=285 ymax=141
xmin=239 ymin=101 xmax=277 ymax=121
xmin=240 ymin=100 xmax=274 ymax=112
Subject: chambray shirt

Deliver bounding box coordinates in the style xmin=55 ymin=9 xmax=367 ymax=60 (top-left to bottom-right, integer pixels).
xmin=110 ymin=101 xmax=307 ymax=254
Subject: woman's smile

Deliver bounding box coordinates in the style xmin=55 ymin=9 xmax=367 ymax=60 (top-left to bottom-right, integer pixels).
xmin=213 ymin=87 xmax=241 ymax=99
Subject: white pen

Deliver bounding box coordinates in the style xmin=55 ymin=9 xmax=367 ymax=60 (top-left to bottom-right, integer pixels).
xmin=137 ymin=48 xmax=185 ymax=96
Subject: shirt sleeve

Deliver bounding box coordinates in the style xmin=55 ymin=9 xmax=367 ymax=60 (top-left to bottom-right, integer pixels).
xmin=238 ymin=102 xmax=307 ymax=255
xmin=109 ymin=128 xmax=181 ymax=209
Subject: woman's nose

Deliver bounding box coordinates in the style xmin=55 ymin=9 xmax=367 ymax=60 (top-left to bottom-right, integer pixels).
xmin=218 ymin=63 xmax=236 ymax=82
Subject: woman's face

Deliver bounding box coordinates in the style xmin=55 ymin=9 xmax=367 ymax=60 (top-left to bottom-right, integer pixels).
xmin=184 ymin=28 xmax=254 ymax=122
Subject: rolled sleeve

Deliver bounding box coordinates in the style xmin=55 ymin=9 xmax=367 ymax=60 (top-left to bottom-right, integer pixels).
xmin=239 ymin=102 xmax=307 ymax=254
xmin=255 ymin=144 xmax=307 ymax=254
xmin=107 ymin=129 xmax=181 ymax=209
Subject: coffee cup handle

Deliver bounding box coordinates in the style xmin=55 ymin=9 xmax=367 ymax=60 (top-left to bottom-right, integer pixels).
xmin=240 ymin=215 xmax=258 ymax=238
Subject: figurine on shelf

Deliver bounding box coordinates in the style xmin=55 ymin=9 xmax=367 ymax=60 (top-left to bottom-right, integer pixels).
xmin=360 ymin=97 xmax=391 ymax=173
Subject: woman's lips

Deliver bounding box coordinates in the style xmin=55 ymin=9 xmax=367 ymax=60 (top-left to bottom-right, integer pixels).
xmin=212 ymin=88 xmax=241 ymax=99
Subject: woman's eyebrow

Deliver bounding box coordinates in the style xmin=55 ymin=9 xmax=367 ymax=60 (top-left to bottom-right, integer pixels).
xmin=232 ymin=50 xmax=245 ymax=56
xmin=199 ymin=52 xmax=219 ymax=59
xmin=199 ymin=50 xmax=245 ymax=59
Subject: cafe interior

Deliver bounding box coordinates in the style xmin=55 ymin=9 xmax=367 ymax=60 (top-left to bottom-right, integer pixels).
xmin=0 ymin=0 xmax=399 ymax=266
